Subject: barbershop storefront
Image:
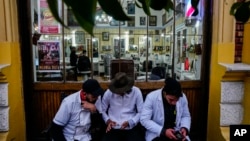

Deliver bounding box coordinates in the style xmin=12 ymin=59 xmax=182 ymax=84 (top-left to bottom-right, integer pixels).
xmin=17 ymin=0 xmax=212 ymax=140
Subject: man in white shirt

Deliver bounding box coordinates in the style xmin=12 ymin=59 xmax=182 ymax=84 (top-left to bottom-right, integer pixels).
xmin=50 ymin=79 xmax=104 ymax=141
xmin=102 ymin=72 xmax=144 ymax=141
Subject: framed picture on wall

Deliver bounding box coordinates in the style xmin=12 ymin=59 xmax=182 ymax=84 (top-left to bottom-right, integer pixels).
xmin=127 ymin=2 xmax=135 ymax=14
xmin=75 ymin=31 xmax=85 ymax=44
xmin=149 ymin=31 xmax=154 ymax=37
xmin=129 ymin=30 xmax=134 ymax=35
xmin=149 ymin=16 xmax=157 ymax=26
xmin=155 ymin=35 xmax=160 ymax=42
xmin=140 ymin=17 xmax=146 ymax=26
xmin=102 ymin=32 xmax=109 ymax=41
xmin=155 ymin=30 xmax=160 ymax=35
xmin=129 ymin=37 xmax=134 ymax=44
xmin=162 ymin=28 xmax=166 ymax=34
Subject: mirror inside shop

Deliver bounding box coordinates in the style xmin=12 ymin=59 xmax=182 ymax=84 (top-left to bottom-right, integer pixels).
xmin=31 ymin=0 xmax=204 ymax=82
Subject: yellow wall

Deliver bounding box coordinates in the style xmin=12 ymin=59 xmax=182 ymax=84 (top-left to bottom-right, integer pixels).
xmin=206 ymin=0 xmax=237 ymax=140
xmin=207 ymin=43 xmax=231 ymax=141
xmin=217 ymin=43 xmax=235 ymax=64
xmin=242 ymin=23 xmax=250 ymax=63
xmin=207 ymin=17 xmax=250 ymax=140
xmin=0 ymin=0 xmax=26 ymax=140
xmin=242 ymin=23 xmax=250 ymax=124
xmin=206 ymin=24 xmax=250 ymax=141
xmin=243 ymin=77 xmax=250 ymax=124
xmin=0 ymin=44 xmax=11 ymax=64
xmin=0 ymin=42 xmax=26 ymax=141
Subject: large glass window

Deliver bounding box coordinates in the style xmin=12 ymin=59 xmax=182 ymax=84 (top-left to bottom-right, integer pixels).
xmin=31 ymin=0 xmax=204 ymax=82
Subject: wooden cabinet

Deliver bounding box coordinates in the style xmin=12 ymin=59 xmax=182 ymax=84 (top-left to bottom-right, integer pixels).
xmin=110 ymin=59 xmax=134 ymax=79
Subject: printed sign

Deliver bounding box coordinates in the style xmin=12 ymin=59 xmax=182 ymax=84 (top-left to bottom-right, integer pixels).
xmin=37 ymin=41 xmax=60 ymax=70
xmin=38 ymin=0 xmax=60 ymax=33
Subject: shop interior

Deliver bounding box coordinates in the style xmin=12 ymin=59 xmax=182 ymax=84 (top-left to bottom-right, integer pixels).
xmin=31 ymin=0 xmax=204 ymax=82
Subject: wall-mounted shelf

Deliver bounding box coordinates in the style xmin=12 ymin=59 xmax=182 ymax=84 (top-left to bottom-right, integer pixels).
xmin=219 ymin=63 xmax=250 ymax=71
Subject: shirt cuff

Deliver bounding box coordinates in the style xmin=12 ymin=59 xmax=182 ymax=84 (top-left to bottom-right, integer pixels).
xmin=128 ymin=119 xmax=135 ymax=128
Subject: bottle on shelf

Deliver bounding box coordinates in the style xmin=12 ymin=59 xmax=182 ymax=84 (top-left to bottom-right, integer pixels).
xmin=184 ymin=57 xmax=190 ymax=71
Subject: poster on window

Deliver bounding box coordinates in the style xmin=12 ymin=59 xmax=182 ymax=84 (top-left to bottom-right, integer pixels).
xmin=37 ymin=41 xmax=60 ymax=70
xmin=38 ymin=0 xmax=60 ymax=33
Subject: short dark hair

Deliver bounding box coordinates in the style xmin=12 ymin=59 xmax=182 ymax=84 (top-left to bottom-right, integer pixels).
xmin=82 ymin=79 xmax=104 ymax=97
xmin=163 ymin=77 xmax=182 ymax=97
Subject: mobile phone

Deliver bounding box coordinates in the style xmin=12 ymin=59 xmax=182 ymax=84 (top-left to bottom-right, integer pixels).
xmin=112 ymin=124 xmax=121 ymax=129
xmin=174 ymin=131 xmax=184 ymax=140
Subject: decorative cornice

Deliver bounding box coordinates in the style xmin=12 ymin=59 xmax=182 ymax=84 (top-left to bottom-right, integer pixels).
xmin=0 ymin=64 xmax=10 ymax=83
xmin=0 ymin=72 xmax=7 ymax=82
xmin=219 ymin=63 xmax=250 ymax=71
xmin=220 ymin=63 xmax=250 ymax=81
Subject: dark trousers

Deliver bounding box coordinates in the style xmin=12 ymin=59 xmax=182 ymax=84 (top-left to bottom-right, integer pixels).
xmin=152 ymin=137 xmax=173 ymax=141
xmin=102 ymin=127 xmax=144 ymax=141
xmin=152 ymin=136 xmax=187 ymax=141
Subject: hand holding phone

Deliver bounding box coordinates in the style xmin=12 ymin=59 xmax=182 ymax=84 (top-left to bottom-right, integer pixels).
xmin=174 ymin=131 xmax=184 ymax=141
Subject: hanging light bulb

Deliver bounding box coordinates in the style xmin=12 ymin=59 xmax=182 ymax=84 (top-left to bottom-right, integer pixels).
xmin=95 ymin=10 xmax=112 ymax=24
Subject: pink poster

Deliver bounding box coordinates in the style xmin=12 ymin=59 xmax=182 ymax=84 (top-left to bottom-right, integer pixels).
xmin=37 ymin=41 xmax=60 ymax=70
xmin=38 ymin=0 xmax=60 ymax=33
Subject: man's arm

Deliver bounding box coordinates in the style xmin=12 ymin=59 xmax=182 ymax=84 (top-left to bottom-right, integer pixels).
xmin=140 ymin=92 xmax=163 ymax=135
xmin=49 ymin=122 xmax=66 ymax=141
xmin=101 ymin=90 xmax=110 ymax=123
xmin=51 ymin=98 xmax=71 ymax=141
xmin=128 ymin=88 xmax=144 ymax=128
xmin=180 ymin=94 xmax=191 ymax=132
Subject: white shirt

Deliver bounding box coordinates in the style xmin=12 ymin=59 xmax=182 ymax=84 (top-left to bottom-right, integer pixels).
xmin=102 ymin=86 xmax=144 ymax=129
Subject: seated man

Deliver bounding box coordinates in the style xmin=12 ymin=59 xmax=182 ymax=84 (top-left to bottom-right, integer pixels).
xmin=49 ymin=79 xmax=105 ymax=141
xmin=77 ymin=50 xmax=91 ymax=72
xmin=102 ymin=72 xmax=144 ymax=141
xmin=150 ymin=67 xmax=166 ymax=80
xmin=140 ymin=77 xmax=191 ymax=141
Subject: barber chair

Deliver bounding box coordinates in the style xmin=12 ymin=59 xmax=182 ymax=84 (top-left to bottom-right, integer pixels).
xmin=137 ymin=60 xmax=153 ymax=80
xmin=78 ymin=70 xmax=91 ymax=81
